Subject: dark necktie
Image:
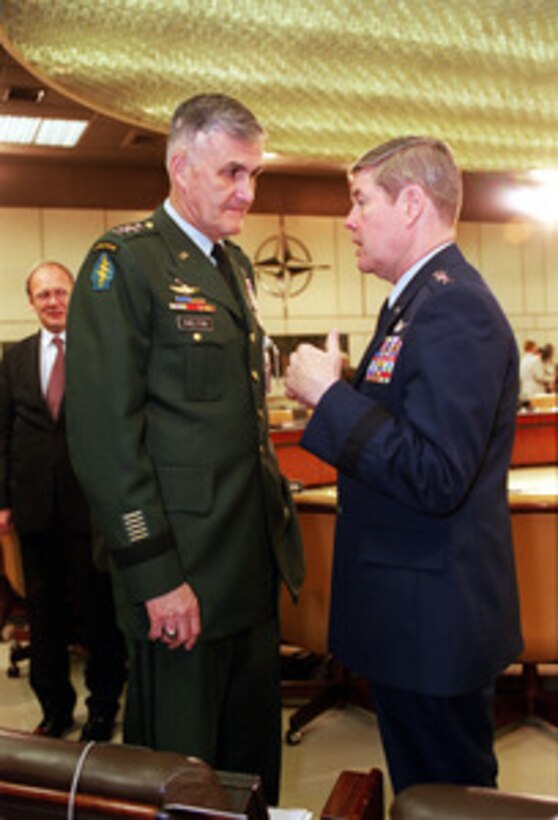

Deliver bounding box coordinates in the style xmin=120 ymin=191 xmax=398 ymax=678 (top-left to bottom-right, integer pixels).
xmin=211 ymin=243 xmax=239 ymax=301
xmin=374 ymin=297 xmax=394 ymax=340
xmin=46 ymin=335 xmax=65 ymax=419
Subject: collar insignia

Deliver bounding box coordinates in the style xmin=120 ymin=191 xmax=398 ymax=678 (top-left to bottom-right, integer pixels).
xmin=432 ymin=269 xmax=451 ymax=284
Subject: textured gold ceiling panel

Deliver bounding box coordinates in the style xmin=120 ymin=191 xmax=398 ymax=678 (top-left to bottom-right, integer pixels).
xmin=1 ymin=0 xmax=557 ymax=171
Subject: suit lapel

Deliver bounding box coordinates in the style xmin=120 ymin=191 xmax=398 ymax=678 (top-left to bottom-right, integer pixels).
xmin=222 ymin=242 xmax=260 ymax=329
xmin=353 ymin=298 xmax=392 ymax=385
xmin=29 ymin=333 xmax=47 ymax=409
xmin=353 ymin=244 xmax=461 ymax=387
xmin=19 ymin=333 xmax=53 ymax=420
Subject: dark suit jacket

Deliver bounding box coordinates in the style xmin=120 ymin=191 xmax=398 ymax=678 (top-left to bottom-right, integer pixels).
xmin=301 ymin=244 xmax=523 ymax=697
xmin=0 ymin=333 xmax=91 ymax=535
xmin=65 ymin=206 xmax=304 ymax=643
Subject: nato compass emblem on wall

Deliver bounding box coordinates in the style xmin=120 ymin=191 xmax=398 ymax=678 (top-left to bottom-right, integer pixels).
xmin=253 ymin=216 xmax=329 ymax=318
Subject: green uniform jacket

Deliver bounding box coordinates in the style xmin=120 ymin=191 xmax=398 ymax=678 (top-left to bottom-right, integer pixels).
xmin=66 ymin=206 xmax=304 ymax=642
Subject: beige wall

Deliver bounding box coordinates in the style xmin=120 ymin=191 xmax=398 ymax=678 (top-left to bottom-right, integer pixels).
xmin=1 ymin=207 xmax=556 ymax=365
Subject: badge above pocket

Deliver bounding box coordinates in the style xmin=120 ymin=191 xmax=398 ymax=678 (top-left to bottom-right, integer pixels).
xmin=366 ymin=336 xmax=403 ymax=384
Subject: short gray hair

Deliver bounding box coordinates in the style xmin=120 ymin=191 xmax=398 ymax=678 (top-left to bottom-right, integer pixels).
xmin=166 ymin=93 xmax=265 ymax=168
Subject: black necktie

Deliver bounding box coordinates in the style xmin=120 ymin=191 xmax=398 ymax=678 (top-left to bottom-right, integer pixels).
xmin=374 ymin=298 xmax=393 ymax=339
xmin=211 ymin=243 xmax=238 ymax=301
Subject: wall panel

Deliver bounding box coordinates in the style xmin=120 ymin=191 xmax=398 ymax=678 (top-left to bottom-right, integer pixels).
xmin=0 ymin=208 xmax=42 ymax=337
xmin=456 ymin=222 xmax=481 ymax=268
xmin=479 ymin=224 xmax=524 ymax=315
xmin=42 ymin=209 xmax=105 ymax=274
xmin=520 ymin=226 xmax=547 ymax=316
xmin=237 ymin=214 xmax=285 ymax=321
xmin=281 ymin=216 xmax=337 ymax=320
xmin=334 ymin=218 xmax=365 ymax=318
xmin=545 ymin=230 xmax=558 ymax=314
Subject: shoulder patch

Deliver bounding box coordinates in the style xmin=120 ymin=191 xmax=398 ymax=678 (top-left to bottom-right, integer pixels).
xmin=93 ymin=241 xmax=119 ymax=253
xmin=90 ymin=253 xmax=116 ymax=292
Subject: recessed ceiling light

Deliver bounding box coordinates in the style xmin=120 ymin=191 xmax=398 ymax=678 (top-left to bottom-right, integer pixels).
xmin=35 ymin=118 xmax=88 ymax=146
xmin=0 ymin=115 xmax=88 ymax=147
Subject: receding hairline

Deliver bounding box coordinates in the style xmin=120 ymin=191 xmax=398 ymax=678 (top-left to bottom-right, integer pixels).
xmin=26 ymin=261 xmax=75 ymax=297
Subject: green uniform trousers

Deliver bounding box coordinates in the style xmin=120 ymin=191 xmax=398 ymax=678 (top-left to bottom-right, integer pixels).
xmin=123 ymin=616 xmax=282 ymax=805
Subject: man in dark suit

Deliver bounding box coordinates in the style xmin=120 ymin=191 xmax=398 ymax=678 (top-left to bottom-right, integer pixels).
xmin=0 ymin=261 xmax=126 ymax=740
xmin=285 ymin=136 xmax=523 ymax=794
xmin=65 ymin=94 xmax=304 ymax=805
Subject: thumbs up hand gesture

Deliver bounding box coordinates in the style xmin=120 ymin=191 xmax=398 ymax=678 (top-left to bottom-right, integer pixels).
xmin=285 ymin=329 xmax=344 ymax=407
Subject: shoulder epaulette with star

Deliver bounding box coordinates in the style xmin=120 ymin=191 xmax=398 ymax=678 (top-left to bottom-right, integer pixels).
xmin=91 ymin=220 xmax=156 ymax=255
xmin=109 ymin=218 xmax=156 ymax=238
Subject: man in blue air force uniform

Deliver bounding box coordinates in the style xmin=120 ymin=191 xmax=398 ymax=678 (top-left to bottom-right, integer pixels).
xmin=285 ymin=136 xmax=522 ymax=795
xmin=65 ymin=94 xmax=304 ymax=805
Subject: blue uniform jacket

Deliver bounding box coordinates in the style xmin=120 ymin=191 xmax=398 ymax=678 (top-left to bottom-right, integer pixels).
xmin=302 ymin=244 xmax=523 ymax=696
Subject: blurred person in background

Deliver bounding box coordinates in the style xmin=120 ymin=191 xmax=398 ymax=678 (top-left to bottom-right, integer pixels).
xmin=540 ymin=343 xmax=556 ymax=392
xmin=0 ymin=261 xmax=126 ymax=741
xmin=519 ymin=339 xmax=546 ymax=403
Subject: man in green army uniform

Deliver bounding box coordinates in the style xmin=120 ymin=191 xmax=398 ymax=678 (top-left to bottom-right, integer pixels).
xmin=65 ymin=94 xmax=304 ymax=805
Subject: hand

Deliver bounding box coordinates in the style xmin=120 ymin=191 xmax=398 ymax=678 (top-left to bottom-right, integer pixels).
xmin=0 ymin=508 xmax=13 ymax=536
xmin=146 ymin=582 xmax=201 ymax=651
xmin=285 ymin=329 xmax=343 ymax=407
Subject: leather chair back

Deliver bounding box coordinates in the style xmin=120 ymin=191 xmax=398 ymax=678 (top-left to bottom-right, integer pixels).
xmin=0 ymin=729 xmax=265 ymax=820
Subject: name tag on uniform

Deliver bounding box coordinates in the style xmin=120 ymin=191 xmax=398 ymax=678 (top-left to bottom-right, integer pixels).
xmin=366 ymin=336 xmax=403 ymax=383
xmin=176 ymin=315 xmax=214 ymax=332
